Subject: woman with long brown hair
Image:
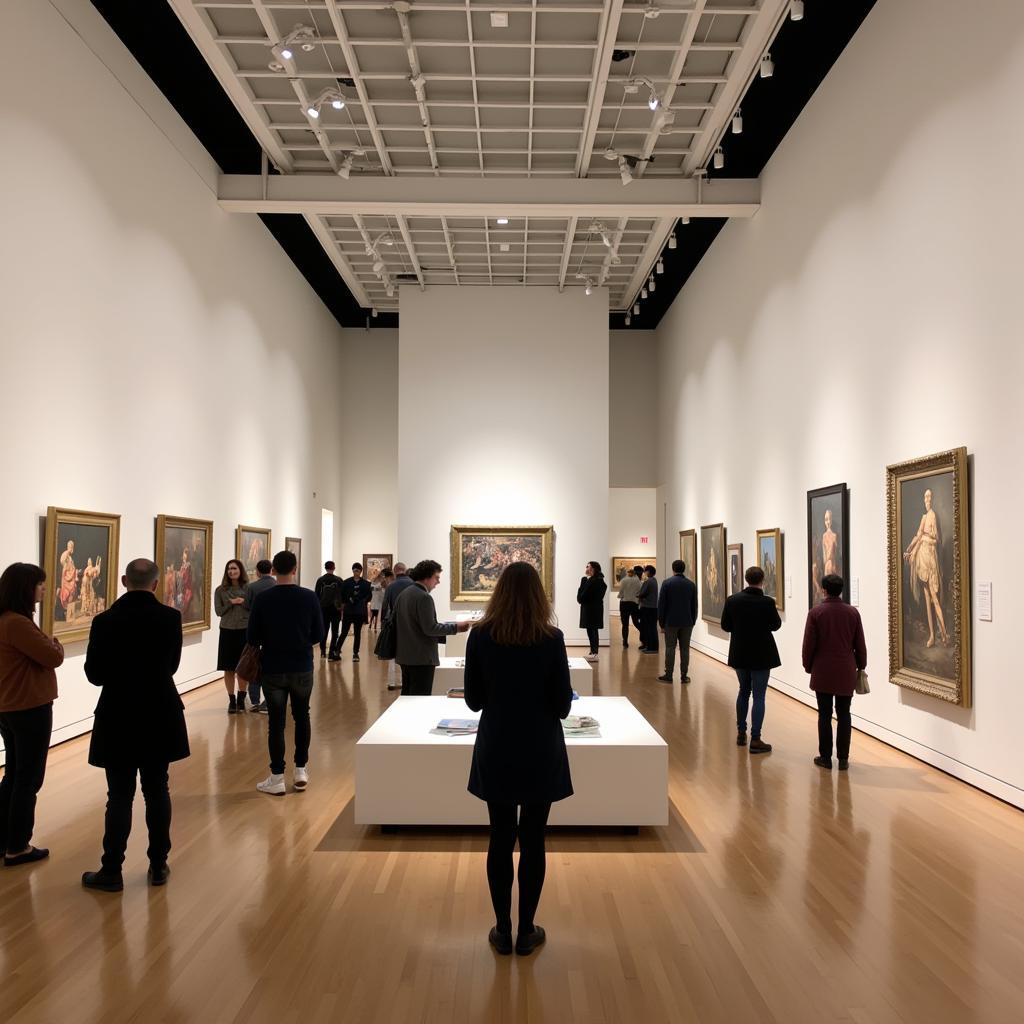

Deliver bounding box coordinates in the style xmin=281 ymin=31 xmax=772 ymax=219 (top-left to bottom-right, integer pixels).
xmin=464 ymin=561 xmax=573 ymax=957
xmin=214 ymin=559 xmax=250 ymax=714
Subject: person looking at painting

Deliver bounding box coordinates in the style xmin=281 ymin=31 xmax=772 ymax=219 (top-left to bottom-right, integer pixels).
xmin=394 ymin=560 xmax=469 ymax=695
xmin=721 ymin=566 xmax=782 ymax=754
xmin=215 ymin=559 xmax=250 ymax=715
xmin=576 ymin=561 xmax=607 ymax=662
xmin=802 ymin=574 xmax=867 ymax=771
xmin=81 ymin=558 xmax=188 ymax=891
xmin=248 ymin=550 xmax=324 ymax=795
xmin=657 ymin=560 xmax=698 ymax=684
xmin=337 ymin=562 xmax=372 ymax=662
xmin=243 ymin=560 xmax=275 ymax=712
xmin=637 ymin=565 xmax=659 ymax=655
xmin=314 ymin=561 xmax=342 ymax=661
xmin=617 ymin=566 xmax=643 ymax=649
xmin=903 ymin=488 xmax=949 ymax=648
xmin=0 ymin=563 xmax=64 ymax=866
xmin=464 ymin=562 xmax=573 ymax=957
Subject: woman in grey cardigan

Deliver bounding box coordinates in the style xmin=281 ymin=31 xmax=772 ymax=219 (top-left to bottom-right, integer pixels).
xmin=215 ymin=559 xmax=250 ymax=714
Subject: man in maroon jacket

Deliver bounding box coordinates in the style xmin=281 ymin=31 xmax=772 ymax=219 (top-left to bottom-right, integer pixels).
xmin=802 ymin=574 xmax=867 ymax=770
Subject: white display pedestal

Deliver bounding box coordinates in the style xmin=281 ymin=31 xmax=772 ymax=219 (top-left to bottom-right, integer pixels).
xmin=355 ymin=696 xmax=667 ymax=827
xmin=434 ymin=656 xmax=594 ymax=696
xmin=440 ymin=612 xmax=482 ymax=658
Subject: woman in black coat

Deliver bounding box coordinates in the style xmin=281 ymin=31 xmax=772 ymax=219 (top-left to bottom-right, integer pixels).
xmin=465 ymin=562 xmax=573 ymax=957
xmin=576 ymin=560 xmax=607 ymax=661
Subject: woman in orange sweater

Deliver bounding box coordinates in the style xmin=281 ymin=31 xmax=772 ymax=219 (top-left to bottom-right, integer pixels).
xmin=0 ymin=563 xmax=64 ymax=865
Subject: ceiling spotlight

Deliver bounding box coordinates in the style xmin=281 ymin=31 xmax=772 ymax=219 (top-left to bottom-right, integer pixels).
xmin=585 ymin=280 xmax=594 ymax=297
xmin=647 ymin=89 xmax=660 ymax=112
xmin=273 ymin=24 xmax=316 ymax=64
xmin=497 ymin=216 xmax=509 ymax=225
xmin=668 ymin=234 xmax=677 ymax=250
xmin=643 ymin=2 xmax=661 ymax=18
xmin=641 ymin=286 xmax=648 ymax=300
xmin=279 ymin=45 xmax=294 ymax=61
xmin=624 ymin=312 xmax=632 ymax=326
xmin=732 ymin=108 xmax=743 ymax=134
xmin=386 ymin=284 xmax=395 ymax=298
xmin=268 ymin=60 xmax=285 ymax=73
xmin=331 ymin=96 xmax=345 ymax=110
xmin=790 ymin=0 xmax=804 ymax=20
xmin=603 ymin=148 xmax=619 ymax=161
xmin=760 ymin=52 xmax=774 ymax=78
xmin=681 ymin=216 xmax=690 ymax=226
xmin=611 ymin=49 xmax=634 ymax=63
xmin=372 ymin=259 xmax=385 ymax=274
xmin=371 ymin=307 xmax=378 ymax=318
xmin=656 ymin=257 xmax=664 ymax=274
xmin=337 ymin=153 xmax=355 ymax=179
xmin=306 ymin=105 xmax=320 ymax=119
xmin=633 ymin=303 xmax=640 ymax=316
xmin=618 ymin=155 xmax=633 ymax=186
xmin=648 ymin=274 xmax=656 ymax=293
xmin=713 ymin=146 xmax=724 ymax=170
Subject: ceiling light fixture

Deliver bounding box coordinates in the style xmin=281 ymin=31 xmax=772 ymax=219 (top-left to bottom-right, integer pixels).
xmin=337 ymin=153 xmax=354 ymax=179
xmin=641 ymin=286 xmax=648 ymax=300
xmin=648 ymin=89 xmax=660 ymax=112
xmin=305 ymin=88 xmax=346 ymax=121
xmin=713 ymin=147 xmax=725 ymax=170
xmin=681 ymin=216 xmax=690 ymax=226
xmin=790 ymin=0 xmax=805 ymax=21
xmin=625 ymin=312 xmax=632 ymax=326
xmin=732 ymin=108 xmax=743 ymax=134
xmin=619 ymin=155 xmax=633 ymax=186
xmin=306 ymin=104 xmax=320 ymax=119
xmin=497 ymin=216 xmax=509 ymax=225
xmin=585 ymin=280 xmax=594 ymax=297
xmin=271 ymin=24 xmax=317 ymax=66
xmin=656 ymin=257 xmax=664 ymax=274
xmin=386 ymin=284 xmax=395 ymax=298
xmin=372 ymin=259 xmax=385 ymax=275
xmin=643 ymin=2 xmax=661 ymax=18
xmin=648 ymin=274 xmax=656 ymax=293
xmin=633 ymin=303 xmax=640 ymax=316
xmin=371 ymin=307 xmax=378 ymax=318
xmin=668 ymin=234 xmax=678 ymax=250
xmin=760 ymin=52 xmax=775 ymax=78
xmin=490 ymin=11 xmax=509 ymax=27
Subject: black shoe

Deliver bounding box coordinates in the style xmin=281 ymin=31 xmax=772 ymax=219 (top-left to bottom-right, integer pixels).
xmin=515 ymin=925 xmax=546 ymax=956
xmin=228 ymin=695 xmax=237 ymax=714
xmin=638 ymin=646 xmax=647 ymax=652
xmin=148 ymin=863 xmax=170 ymax=886
xmin=353 ymin=654 xmax=360 ymax=662
xmin=82 ymin=869 xmax=123 ymax=892
xmin=488 ymin=927 xmax=513 ymax=955
xmin=4 ymin=846 xmax=49 ymax=867
xmin=749 ymin=738 xmax=773 ymax=754
xmin=683 ymin=676 xmax=691 ymax=684
xmin=656 ymin=674 xmax=672 ymax=683
xmin=623 ymin=643 xmax=628 ymax=649
xmin=736 ymin=731 xmax=747 ymax=747
xmin=814 ymin=756 xmax=833 ymax=770
xmin=319 ymin=650 xmax=326 ymax=659
xmin=838 ymin=759 xmax=849 ymax=771
xmin=328 ymin=654 xmax=341 ymax=662
xmin=236 ymin=694 xmax=247 ymax=711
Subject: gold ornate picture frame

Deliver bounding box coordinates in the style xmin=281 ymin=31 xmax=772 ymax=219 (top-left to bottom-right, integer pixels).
xmin=611 ymin=556 xmax=648 ymax=592
xmin=700 ymin=523 xmax=727 ymax=624
xmin=887 ymin=447 xmax=971 ymax=707
xmin=236 ymin=525 xmax=272 ymax=582
xmin=42 ymin=506 xmax=121 ymax=643
xmin=450 ymin=525 xmax=554 ymax=603
xmin=755 ymin=528 xmax=784 ymax=611
xmin=156 ymin=515 xmax=214 ymax=635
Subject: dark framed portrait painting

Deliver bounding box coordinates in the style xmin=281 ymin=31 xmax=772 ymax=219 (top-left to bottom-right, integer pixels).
xmin=286 ymin=537 xmax=303 ymax=584
xmin=887 ymin=447 xmax=971 ymax=707
xmin=807 ymin=484 xmax=849 ymax=607
xmin=611 ymin=556 xmax=647 ymax=592
xmin=756 ymin=528 xmax=784 ymax=611
xmin=678 ymin=529 xmax=697 ymax=584
xmin=450 ymin=525 xmax=553 ymax=602
xmin=236 ymin=525 xmax=272 ymax=582
xmin=156 ymin=515 xmax=213 ymax=635
xmin=42 ymin=506 xmax=121 ymax=643
xmin=727 ymin=543 xmax=744 ymax=596
xmin=362 ymin=553 xmax=393 ymax=584
xmin=700 ymin=523 xmax=727 ymax=624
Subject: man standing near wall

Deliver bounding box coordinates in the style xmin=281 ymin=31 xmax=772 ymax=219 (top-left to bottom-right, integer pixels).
xmin=337 ymin=562 xmax=372 ymax=662
xmin=657 ymin=559 xmax=698 ymax=684
xmin=314 ymin=561 xmax=342 ymax=661
xmin=243 ymin=560 xmax=275 ymax=710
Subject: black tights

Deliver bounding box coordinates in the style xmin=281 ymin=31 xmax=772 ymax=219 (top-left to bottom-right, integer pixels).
xmin=486 ymin=801 xmax=551 ymax=935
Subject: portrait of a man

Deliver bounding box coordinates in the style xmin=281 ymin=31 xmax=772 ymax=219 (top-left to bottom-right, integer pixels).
xmin=700 ymin=523 xmax=727 ymax=624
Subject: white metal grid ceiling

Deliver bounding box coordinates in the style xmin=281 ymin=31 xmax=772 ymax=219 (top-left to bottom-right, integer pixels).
xmin=176 ymin=0 xmax=788 ymax=312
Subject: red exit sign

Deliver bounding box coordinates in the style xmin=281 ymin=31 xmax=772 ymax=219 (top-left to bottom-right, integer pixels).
xmin=640 ymin=536 xmax=649 ymax=544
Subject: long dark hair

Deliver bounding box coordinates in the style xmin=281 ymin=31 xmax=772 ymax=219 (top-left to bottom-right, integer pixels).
xmin=478 ymin=562 xmax=556 ymax=646
xmin=0 ymin=563 xmax=46 ymax=619
xmin=221 ymin=559 xmax=247 ymax=588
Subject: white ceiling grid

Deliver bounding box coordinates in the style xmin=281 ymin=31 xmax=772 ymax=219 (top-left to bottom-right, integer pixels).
xmin=174 ymin=0 xmax=788 ymax=313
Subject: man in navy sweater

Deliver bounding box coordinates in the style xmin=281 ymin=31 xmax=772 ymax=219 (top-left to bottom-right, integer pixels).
xmin=247 ymin=550 xmax=324 ymax=796
xmin=657 ymin=559 xmax=698 ymax=684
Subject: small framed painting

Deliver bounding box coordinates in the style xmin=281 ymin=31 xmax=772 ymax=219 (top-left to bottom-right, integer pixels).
xmin=237 ymin=525 xmax=272 ymax=582
xmin=755 ymin=528 xmax=784 ymax=611
xmin=727 ymin=543 xmax=744 ymax=596
xmin=156 ymin=515 xmax=214 ymax=635
xmin=286 ymin=537 xmax=303 ymax=584
xmin=611 ymin=556 xmax=647 ymax=592
xmin=362 ymin=553 xmax=393 ymax=583
xmin=678 ymin=529 xmax=697 ymax=584
xmin=42 ymin=506 xmax=121 ymax=642
xmin=700 ymin=523 xmax=727 ymax=624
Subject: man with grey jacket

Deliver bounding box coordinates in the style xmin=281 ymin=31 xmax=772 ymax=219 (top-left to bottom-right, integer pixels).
xmin=394 ymin=559 xmax=470 ymax=695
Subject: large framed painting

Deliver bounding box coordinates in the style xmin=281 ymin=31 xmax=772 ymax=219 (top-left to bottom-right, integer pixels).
xmin=236 ymin=525 xmax=272 ymax=582
xmin=286 ymin=537 xmax=303 ymax=584
xmin=42 ymin=507 xmax=121 ymax=642
xmin=807 ymin=484 xmax=849 ymax=607
xmin=450 ymin=525 xmax=553 ymax=602
xmin=678 ymin=529 xmax=697 ymax=584
xmin=611 ymin=556 xmax=646 ymax=592
xmin=362 ymin=553 xmax=393 ymax=584
xmin=887 ymin=447 xmax=971 ymax=706
xmin=156 ymin=515 xmax=213 ymax=635
xmin=755 ymin=528 xmax=784 ymax=611
xmin=727 ymin=543 xmax=744 ymax=596
xmin=700 ymin=523 xmax=727 ymax=624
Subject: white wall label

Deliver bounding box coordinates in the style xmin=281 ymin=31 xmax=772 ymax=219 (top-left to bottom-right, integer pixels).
xmin=977 ymin=582 xmax=992 ymax=621
xmin=785 ymin=575 xmax=792 ymax=598
xmin=851 ymin=577 xmax=860 ymax=606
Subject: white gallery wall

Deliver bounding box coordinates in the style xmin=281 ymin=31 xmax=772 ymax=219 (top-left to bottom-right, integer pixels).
xmin=656 ymin=0 xmax=1024 ymax=805
xmin=609 ymin=330 xmax=657 ymax=488
xmin=398 ymin=286 xmax=609 ymax=644
xmin=0 ymin=0 xmax=348 ymax=754
xmin=608 ymin=490 xmax=658 ymax=613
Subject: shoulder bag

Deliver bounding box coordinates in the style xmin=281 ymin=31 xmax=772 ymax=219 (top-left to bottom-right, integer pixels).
xmin=855 ymin=668 xmax=870 ymax=695
xmin=236 ymin=643 xmax=262 ymax=684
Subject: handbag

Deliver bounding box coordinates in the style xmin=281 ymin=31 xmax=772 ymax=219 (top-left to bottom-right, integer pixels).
xmin=235 ymin=643 xmax=262 ymax=684
xmin=855 ymin=668 xmax=870 ymax=695
xmin=374 ymin=614 xmax=397 ymax=661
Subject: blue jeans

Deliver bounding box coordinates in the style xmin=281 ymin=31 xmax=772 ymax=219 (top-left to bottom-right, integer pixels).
xmin=735 ymin=669 xmax=770 ymax=738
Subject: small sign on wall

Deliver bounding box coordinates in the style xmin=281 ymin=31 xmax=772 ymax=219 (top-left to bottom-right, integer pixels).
xmin=977 ymin=581 xmax=992 ymax=621
xmin=640 ymin=536 xmax=649 ymax=545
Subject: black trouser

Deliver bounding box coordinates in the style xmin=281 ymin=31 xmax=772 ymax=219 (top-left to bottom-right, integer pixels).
xmin=663 ymin=624 xmax=693 ymax=679
xmin=486 ymin=801 xmax=552 ymax=935
xmin=262 ymin=672 xmax=313 ymax=774
xmin=0 ymin=703 xmax=52 ymax=854
xmin=816 ymin=692 xmax=853 ymax=761
xmin=619 ymin=601 xmax=640 ymax=644
xmin=101 ymin=763 xmax=171 ymax=872
xmin=320 ymin=608 xmax=340 ymax=655
xmin=585 ymin=626 xmax=599 ymax=654
xmin=639 ymin=607 xmax=659 ymax=651
xmin=338 ymin=614 xmax=366 ymax=656
xmin=400 ymin=664 xmax=436 ymax=696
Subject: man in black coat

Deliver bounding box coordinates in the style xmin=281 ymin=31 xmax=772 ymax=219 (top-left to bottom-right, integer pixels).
xmin=720 ymin=565 xmax=781 ymax=754
xmin=657 ymin=559 xmax=698 ymax=684
xmin=337 ymin=562 xmax=373 ymax=662
xmin=81 ymin=558 xmax=188 ymax=891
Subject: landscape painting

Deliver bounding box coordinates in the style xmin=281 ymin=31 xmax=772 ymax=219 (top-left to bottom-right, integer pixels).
xmin=756 ymin=528 xmax=784 ymax=611
xmin=156 ymin=515 xmax=213 ymax=634
xmin=700 ymin=523 xmax=727 ymax=624
xmin=450 ymin=525 xmax=554 ymax=602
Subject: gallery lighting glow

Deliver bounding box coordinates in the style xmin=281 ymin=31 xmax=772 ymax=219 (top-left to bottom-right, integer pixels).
xmin=585 ymin=280 xmax=593 ymax=297
xmin=648 ymin=90 xmax=660 ymax=112
xmin=713 ymin=147 xmax=725 ymax=170
xmin=761 ymin=53 xmax=775 ymax=78
xmin=331 ymin=96 xmax=345 ymax=110
xmin=271 ymin=24 xmax=317 ymax=67
xmin=790 ymin=0 xmax=804 ymax=21
xmin=732 ymin=109 xmax=743 ymax=134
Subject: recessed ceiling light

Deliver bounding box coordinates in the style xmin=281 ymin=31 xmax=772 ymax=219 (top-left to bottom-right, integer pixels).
xmin=497 ymin=216 xmax=509 ymax=225
xmin=490 ymin=12 xmax=509 ymax=28
xmin=500 ymin=243 xmax=510 ymax=253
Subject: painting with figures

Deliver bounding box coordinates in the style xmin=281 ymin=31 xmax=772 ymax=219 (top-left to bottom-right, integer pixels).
xmin=286 ymin=537 xmax=303 ymax=584
xmin=678 ymin=530 xmax=697 ymax=584
xmin=807 ymin=484 xmax=849 ymax=606
xmin=156 ymin=515 xmax=213 ymax=634
xmin=43 ymin=507 xmax=121 ymax=642
xmin=756 ymin=528 xmax=784 ymax=611
xmin=362 ymin=553 xmax=393 ymax=583
xmin=700 ymin=523 xmax=727 ymax=624
xmin=450 ymin=525 xmax=554 ymax=602
xmin=237 ymin=525 xmax=272 ymax=582
xmin=611 ymin=556 xmax=647 ymax=592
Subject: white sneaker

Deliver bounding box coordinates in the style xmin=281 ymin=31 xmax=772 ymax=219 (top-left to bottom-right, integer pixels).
xmin=256 ymin=774 xmax=286 ymax=795
xmin=294 ymin=767 xmax=308 ymax=791
xmin=584 ymin=653 xmax=599 ymax=662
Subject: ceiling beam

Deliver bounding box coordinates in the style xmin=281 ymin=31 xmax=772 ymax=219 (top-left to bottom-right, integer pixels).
xmin=218 ymin=175 xmax=760 ymax=219
xmin=304 ymin=215 xmax=372 ymax=307
xmin=575 ymin=0 xmax=625 ymax=177
xmin=557 ymin=216 xmax=578 ymax=292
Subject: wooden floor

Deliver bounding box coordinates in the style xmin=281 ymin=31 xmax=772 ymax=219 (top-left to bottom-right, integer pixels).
xmin=1 ymin=641 xmax=1022 ymax=1024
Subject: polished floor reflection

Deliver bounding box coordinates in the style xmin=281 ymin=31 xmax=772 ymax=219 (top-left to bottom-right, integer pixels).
xmin=1 ymin=644 xmax=1022 ymax=1023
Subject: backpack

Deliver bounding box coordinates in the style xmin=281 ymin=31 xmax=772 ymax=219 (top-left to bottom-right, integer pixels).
xmin=319 ymin=576 xmax=341 ymax=611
